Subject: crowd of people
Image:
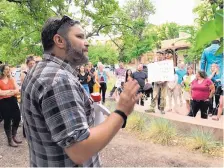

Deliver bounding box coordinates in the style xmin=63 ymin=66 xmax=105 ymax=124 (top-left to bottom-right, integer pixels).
xmin=0 ymin=44 xmax=223 ymax=150
xmin=0 ymin=15 xmax=222 ymax=167
xmin=0 ymin=56 xmax=38 ymax=146
xmin=76 ymin=62 xmax=110 ymax=104
xmin=108 ymin=40 xmax=223 ymax=122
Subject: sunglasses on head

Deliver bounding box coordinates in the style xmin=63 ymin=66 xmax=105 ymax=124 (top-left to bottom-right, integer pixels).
xmin=56 ymin=15 xmax=80 ymax=32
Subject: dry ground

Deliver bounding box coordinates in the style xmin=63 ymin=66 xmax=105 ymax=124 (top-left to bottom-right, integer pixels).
xmin=0 ymin=123 xmax=223 ymax=167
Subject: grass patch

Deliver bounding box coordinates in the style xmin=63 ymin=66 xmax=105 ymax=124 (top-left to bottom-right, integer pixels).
xmin=126 ymin=112 xmax=149 ymax=132
xmin=103 ymin=100 xmax=223 ymax=157
xmin=147 ymin=118 xmax=177 ymax=145
xmin=187 ymin=128 xmax=218 ymax=153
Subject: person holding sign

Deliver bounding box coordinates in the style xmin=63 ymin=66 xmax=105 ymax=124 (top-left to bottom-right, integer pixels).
xmin=146 ymin=52 xmax=167 ymax=114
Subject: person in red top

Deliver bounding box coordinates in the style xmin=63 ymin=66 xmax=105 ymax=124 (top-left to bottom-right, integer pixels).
xmin=189 ymin=71 xmax=215 ymax=119
xmin=0 ymin=64 xmax=21 ymax=147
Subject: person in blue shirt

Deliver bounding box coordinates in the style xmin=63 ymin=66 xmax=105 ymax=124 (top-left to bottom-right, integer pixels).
xmin=175 ymin=62 xmax=187 ymax=106
xmin=200 ymin=40 xmax=223 ymax=77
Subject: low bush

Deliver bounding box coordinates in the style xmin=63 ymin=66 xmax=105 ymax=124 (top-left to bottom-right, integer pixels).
xmin=148 ymin=118 xmax=177 ymax=145
xmin=127 ymin=112 xmax=148 ymax=132
xmin=188 ymin=128 xmax=217 ymax=153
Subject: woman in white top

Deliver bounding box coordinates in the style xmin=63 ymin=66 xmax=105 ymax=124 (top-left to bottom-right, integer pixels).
xmin=167 ymin=69 xmax=178 ymax=112
xmin=182 ymin=66 xmax=195 ymax=112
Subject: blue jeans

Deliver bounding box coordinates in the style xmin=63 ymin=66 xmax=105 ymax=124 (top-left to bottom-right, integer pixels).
xmin=82 ymin=84 xmax=90 ymax=95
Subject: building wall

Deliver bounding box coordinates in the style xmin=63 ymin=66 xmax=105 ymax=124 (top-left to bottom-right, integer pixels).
xmin=131 ymin=52 xmax=155 ymax=65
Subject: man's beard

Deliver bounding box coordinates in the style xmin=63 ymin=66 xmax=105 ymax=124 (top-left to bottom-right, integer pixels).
xmin=65 ymin=38 xmax=88 ymax=68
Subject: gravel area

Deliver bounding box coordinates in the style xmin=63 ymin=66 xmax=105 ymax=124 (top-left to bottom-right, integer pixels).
xmin=0 ymin=123 xmax=223 ymax=167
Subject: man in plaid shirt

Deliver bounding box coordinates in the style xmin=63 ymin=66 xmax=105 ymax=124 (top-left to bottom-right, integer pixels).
xmin=21 ymin=16 xmax=141 ymax=167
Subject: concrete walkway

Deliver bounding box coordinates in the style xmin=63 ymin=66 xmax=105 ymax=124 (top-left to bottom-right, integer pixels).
xmin=134 ymin=98 xmax=223 ymax=140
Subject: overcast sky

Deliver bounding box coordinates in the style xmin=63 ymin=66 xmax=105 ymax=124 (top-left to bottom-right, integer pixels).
xmin=90 ymin=0 xmax=201 ymax=41
xmin=119 ymin=0 xmax=201 ymax=26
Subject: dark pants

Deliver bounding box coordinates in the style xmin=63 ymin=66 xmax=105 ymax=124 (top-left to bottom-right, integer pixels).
xmin=208 ymin=95 xmax=220 ymax=115
xmin=145 ymin=88 xmax=153 ymax=100
xmin=188 ymin=100 xmax=209 ymax=119
xmin=137 ymin=88 xmax=144 ymax=106
xmin=88 ymin=82 xmax=94 ymax=94
xmin=0 ymin=97 xmax=21 ymax=132
xmin=100 ymin=83 xmax=107 ymax=103
xmin=0 ymin=110 xmax=2 ymax=123
xmin=110 ymin=85 xmax=117 ymax=96
xmin=89 ymin=85 xmax=94 ymax=94
xmin=158 ymin=87 xmax=161 ymax=109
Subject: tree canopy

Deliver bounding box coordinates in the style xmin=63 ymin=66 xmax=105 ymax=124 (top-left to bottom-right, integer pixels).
xmin=88 ymin=43 xmax=119 ymax=65
xmin=0 ymin=0 xmax=120 ymax=65
xmin=1 ymin=0 xmax=221 ymax=66
xmin=183 ymin=0 xmax=223 ymax=62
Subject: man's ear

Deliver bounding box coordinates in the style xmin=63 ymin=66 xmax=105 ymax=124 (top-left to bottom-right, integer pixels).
xmin=53 ymin=34 xmax=66 ymax=49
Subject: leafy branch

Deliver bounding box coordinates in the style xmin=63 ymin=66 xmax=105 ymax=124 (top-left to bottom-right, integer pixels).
xmin=86 ymin=23 xmax=134 ymax=38
xmin=12 ymin=30 xmax=38 ymax=47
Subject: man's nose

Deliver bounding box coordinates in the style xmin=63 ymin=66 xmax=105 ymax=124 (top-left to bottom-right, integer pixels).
xmin=84 ymin=40 xmax=89 ymax=47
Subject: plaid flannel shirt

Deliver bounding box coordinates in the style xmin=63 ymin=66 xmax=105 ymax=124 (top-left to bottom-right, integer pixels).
xmin=21 ymin=54 xmax=100 ymax=167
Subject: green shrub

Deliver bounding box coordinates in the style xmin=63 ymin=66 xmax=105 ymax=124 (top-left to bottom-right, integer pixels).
xmin=148 ymin=118 xmax=177 ymax=145
xmin=127 ymin=112 xmax=147 ymax=132
xmin=190 ymin=128 xmax=216 ymax=153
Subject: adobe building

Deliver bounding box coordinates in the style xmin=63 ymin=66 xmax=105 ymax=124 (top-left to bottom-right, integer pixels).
xmin=132 ymin=32 xmax=191 ymax=66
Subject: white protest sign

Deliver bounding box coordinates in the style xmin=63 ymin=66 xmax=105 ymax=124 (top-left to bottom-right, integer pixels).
xmin=148 ymin=60 xmax=174 ymax=82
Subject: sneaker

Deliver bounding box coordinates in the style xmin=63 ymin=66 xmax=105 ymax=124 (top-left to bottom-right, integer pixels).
xmin=145 ymin=108 xmax=155 ymax=113
xmin=208 ymin=113 xmax=213 ymax=117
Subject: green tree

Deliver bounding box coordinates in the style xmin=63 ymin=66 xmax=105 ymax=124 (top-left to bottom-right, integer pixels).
xmin=107 ymin=0 xmax=155 ymax=62
xmin=184 ymin=0 xmax=223 ymax=62
xmin=144 ymin=22 xmax=180 ymax=49
xmin=88 ymin=43 xmax=119 ymax=65
xmin=0 ymin=0 xmax=70 ymax=65
xmin=0 ymin=0 xmax=120 ymax=65
xmin=193 ymin=1 xmax=214 ymax=27
xmin=73 ymin=0 xmax=119 ymax=38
